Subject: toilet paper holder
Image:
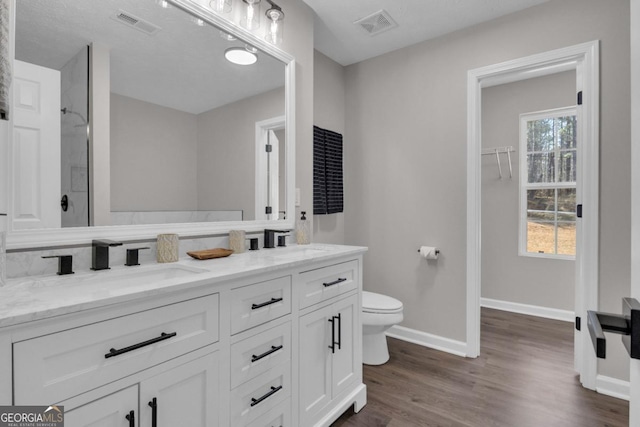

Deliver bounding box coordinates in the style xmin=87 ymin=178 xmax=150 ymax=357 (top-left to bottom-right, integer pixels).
xmin=416 ymin=248 xmax=440 ymax=255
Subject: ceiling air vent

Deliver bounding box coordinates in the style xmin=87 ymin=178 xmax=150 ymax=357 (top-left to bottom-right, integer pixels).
xmin=111 ymin=10 xmax=161 ymax=36
xmin=353 ymin=9 xmax=397 ymax=36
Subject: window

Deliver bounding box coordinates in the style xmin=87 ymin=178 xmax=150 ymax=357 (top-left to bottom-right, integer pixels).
xmin=519 ymin=107 xmax=577 ymax=259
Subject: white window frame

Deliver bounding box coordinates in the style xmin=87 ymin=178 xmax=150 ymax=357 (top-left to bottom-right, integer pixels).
xmin=519 ymin=106 xmax=577 ymax=260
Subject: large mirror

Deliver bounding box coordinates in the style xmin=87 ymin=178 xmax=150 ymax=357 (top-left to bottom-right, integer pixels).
xmin=8 ymin=0 xmax=293 ymax=247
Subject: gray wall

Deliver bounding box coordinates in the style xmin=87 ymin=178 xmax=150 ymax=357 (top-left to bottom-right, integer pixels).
xmin=313 ymin=50 xmax=346 ymax=244
xmin=344 ymin=0 xmax=630 ymax=381
xmin=481 ymin=71 xmax=575 ymax=311
xmin=110 ymin=93 xmax=199 ymax=212
xmin=196 ymin=87 xmax=284 ymax=220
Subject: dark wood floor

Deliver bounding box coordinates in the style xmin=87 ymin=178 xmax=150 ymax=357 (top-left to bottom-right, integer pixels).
xmin=333 ymin=308 xmax=629 ymax=427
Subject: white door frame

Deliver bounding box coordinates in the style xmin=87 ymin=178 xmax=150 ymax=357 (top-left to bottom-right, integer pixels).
xmin=466 ymin=41 xmax=600 ymax=389
xmin=629 ymin=0 xmax=640 ymax=423
xmin=255 ymin=116 xmax=285 ymax=220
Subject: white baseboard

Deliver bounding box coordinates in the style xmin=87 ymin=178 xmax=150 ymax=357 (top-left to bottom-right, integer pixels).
xmin=481 ymin=297 xmax=574 ymax=322
xmin=596 ymin=375 xmax=630 ymax=401
xmin=386 ymin=325 xmax=467 ymax=358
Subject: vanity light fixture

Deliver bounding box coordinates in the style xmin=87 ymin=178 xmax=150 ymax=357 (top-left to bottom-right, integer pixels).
xmin=225 ymin=47 xmax=258 ymax=65
xmin=241 ymin=0 xmax=261 ymax=31
xmin=210 ymin=0 xmax=232 ymax=14
xmin=265 ymin=0 xmax=284 ymax=45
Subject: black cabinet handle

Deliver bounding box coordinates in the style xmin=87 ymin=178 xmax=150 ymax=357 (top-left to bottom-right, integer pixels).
xmin=336 ymin=313 xmax=342 ymax=350
xmin=125 ymin=410 xmax=135 ymax=427
xmin=323 ymin=278 xmax=347 ymax=287
xmin=328 ymin=317 xmax=336 ymax=353
xmin=250 ymin=385 xmax=282 ymax=407
xmin=148 ymin=398 xmax=157 ymax=427
xmin=105 ymin=332 xmax=177 ymax=359
xmin=252 ymin=345 xmax=283 ymax=363
xmin=252 ymin=297 xmax=283 ymax=310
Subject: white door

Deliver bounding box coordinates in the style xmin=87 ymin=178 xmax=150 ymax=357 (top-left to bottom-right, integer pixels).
xmin=267 ymin=130 xmax=280 ymax=220
xmin=140 ymin=352 xmax=219 ymax=427
xmin=11 ymin=60 xmax=61 ymax=230
xmin=64 ymin=385 xmax=138 ymax=427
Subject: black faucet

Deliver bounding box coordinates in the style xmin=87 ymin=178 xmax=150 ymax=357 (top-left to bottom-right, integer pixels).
xmin=92 ymin=239 xmax=123 ymax=270
xmin=42 ymin=255 xmax=74 ymax=275
xmin=264 ymin=229 xmax=290 ymax=249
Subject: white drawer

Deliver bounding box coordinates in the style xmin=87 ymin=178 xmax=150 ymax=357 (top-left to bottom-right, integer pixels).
xmin=299 ymin=260 xmax=358 ymax=309
xmin=246 ymin=399 xmax=291 ymax=427
xmin=14 ymin=294 xmax=219 ymax=404
xmin=231 ymin=362 xmax=291 ymax=426
xmin=231 ymin=322 xmax=291 ymax=388
xmin=231 ymin=276 xmax=291 ymax=335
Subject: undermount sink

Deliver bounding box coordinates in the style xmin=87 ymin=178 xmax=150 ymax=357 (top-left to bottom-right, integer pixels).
xmin=16 ymin=264 xmax=209 ymax=290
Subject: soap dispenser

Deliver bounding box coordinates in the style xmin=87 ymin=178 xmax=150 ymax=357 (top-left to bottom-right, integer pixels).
xmin=296 ymin=211 xmax=310 ymax=245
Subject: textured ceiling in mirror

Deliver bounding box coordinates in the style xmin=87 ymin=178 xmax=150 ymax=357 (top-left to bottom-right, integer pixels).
xmin=16 ymin=0 xmax=285 ymax=114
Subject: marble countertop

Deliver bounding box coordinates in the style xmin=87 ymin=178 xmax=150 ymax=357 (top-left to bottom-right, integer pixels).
xmin=0 ymin=244 xmax=367 ymax=329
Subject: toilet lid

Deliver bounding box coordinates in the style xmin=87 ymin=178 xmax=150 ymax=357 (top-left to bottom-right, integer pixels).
xmin=362 ymin=291 xmax=403 ymax=313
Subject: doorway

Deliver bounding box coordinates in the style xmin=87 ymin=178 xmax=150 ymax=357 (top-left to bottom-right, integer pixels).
xmin=480 ymin=72 xmax=577 ymax=322
xmin=466 ymin=41 xmax=600 ymax=389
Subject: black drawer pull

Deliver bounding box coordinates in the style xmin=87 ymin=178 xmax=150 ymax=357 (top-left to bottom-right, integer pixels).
xmin=328 ymin=317 xmax=336 ymax=353
xmin=252 ymin=297 xmax=283 ymax=310
xmin=252 ymin=345 xmax=284 ymax=362
xmin=148 ymin=398 xmax=157 ymax=427
xmin=105 ymin=332 xmax=177 ymax=359
xmin=125 ymin=410 xmax=135 ymax=427
xmin=250 ymin=385 xmax=282 ymax=407
xmin=323 ymin=277 xmax=347 ymax=287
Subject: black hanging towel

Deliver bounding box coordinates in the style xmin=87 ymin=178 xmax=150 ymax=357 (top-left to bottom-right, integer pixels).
xmin=313 ymin=126 xmax=343 ymax=215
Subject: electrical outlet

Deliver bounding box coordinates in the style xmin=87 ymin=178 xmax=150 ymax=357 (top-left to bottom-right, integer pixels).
xmin=295 ymin=188 xmax=301 ymax=207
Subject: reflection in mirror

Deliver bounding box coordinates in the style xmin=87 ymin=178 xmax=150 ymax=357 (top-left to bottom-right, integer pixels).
xmin=13 ymin=0 xmax=286 ymax=230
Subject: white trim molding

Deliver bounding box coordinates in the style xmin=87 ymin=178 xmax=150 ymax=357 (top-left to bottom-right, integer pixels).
xmin=386 ymin=325 xmax=467 ymax=358
xmin=481 ymin=298 xmax=574 ymax=323
xmin=466 ymin=41 xmax=600 ymax=391
xmin=596 ymin=375 xmax=630 ymax=401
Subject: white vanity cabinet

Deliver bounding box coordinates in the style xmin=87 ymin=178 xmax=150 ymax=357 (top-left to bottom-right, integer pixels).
xmin=0 ymin=246 xmax=367 ymax=427
xmin=299 ymin=294 xmax=359 ymax=427
xmin=297 ymin=260 xmax=363 ymax=427
xmin=64 ymin=351 xmax=219 ymax=427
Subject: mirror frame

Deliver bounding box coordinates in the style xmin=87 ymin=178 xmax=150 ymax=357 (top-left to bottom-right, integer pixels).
xmin=6 ymin=0 xmax=296 ymax=250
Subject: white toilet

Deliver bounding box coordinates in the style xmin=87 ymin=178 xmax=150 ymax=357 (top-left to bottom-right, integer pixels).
xmin=361 ymin=291 xmax=404 ymax=365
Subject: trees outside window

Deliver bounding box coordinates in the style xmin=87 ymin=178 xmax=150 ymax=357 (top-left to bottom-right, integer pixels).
xmin=520 ymin=107 xmax=577 ymax=259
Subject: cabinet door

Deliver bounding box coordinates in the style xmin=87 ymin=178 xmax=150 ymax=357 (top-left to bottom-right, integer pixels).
xmin=298 ymin=304 xmax=332 ymax=426
xmin=140 ymin=352 xmax=219 ymax=427
xmin=331 ymin=294 xmax=358 ymax=398
xmin=65 ymin=385 xmax=138 ymax=427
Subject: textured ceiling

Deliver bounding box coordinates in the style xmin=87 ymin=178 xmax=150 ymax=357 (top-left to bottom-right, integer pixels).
xmin=16 ymin=0 xmax=285 ymax=114
xmin=303 ymin=0 xmax=551 ymax=66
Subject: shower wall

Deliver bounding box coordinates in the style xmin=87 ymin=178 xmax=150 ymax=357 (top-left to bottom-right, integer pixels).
xmin=60 ymin=46 xmax=89 ymax=228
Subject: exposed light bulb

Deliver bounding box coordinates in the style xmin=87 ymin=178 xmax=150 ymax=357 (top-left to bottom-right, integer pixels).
xmin=241 ymin=0 xmax=261 ymax=31
xmin=191 ymin=17 xmax=205 ymax=26
xmin=156 ymin=0 xmax=172 ymax=8
xmin=264 ymin=3 xmax=284 ymax=45
xmin=210 ymin=0 xmax=232 ymax=14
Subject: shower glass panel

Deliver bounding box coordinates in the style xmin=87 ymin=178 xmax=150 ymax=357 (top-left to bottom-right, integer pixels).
xmin=60 ymin=46 xmax=90 ymax=227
